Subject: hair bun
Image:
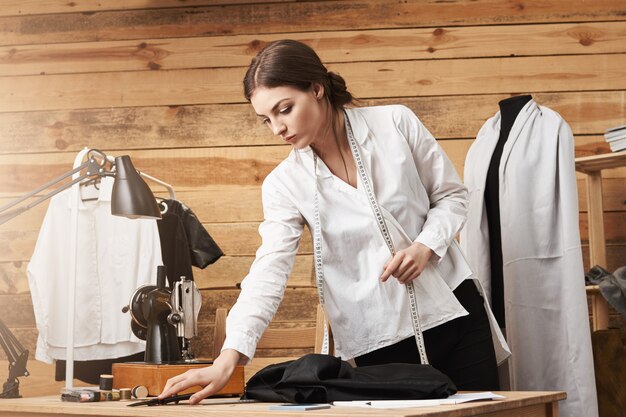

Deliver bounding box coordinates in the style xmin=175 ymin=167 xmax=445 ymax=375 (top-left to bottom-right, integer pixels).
xmin=327 ymin=71 xmax=353 ymax=107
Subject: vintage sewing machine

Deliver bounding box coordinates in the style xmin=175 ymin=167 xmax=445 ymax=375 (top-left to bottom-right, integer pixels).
xmin=113 ymin=266 xmax=244 ymax=396
xmin=122 ymin=265 xmax=200 ymax=363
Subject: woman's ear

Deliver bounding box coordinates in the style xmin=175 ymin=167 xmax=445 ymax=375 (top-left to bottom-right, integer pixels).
xmin=312 ymin=83 xmax=325 ymax=100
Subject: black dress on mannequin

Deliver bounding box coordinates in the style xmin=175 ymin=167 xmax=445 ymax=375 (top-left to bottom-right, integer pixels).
xmin=484 ymin=94 xmax=532 ymax=328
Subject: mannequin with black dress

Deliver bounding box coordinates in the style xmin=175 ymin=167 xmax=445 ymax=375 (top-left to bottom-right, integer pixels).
xmin=483 ymin=94 xmax=532 ymax=328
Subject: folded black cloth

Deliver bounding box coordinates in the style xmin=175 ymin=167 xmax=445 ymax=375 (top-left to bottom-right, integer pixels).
xmin=586 ymin=265 xmax=626 ymax=317
xmin=243 ymin=353 xmax=457 ymax=403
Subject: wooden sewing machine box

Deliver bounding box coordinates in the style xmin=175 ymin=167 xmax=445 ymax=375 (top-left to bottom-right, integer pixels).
xmin=111 ymin=361 xmax=245 ymax=396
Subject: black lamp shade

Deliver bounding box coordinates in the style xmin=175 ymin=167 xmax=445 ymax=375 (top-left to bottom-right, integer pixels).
xmin=111 ymin=155 xmax=161 ymax=219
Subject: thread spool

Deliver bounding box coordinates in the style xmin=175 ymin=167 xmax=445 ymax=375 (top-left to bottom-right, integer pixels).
xmin=99 ymin=374 xmax=113 ymax=391
xmin=99 ymin=390 xmax=120 ymax=401
xmin=131 ymin=385 xmax=149 ymax=399
xmin=119 ymin=388 xmax=132 ymax=401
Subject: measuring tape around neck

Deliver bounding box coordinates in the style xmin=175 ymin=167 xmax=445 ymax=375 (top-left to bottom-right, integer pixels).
xmin=312 ymin=111 xmax=429 ymax=365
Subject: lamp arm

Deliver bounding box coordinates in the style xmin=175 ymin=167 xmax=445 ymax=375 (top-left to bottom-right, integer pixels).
xmin=0 ymin=172 xmax=89 ymax=226
xmin=0 ymin=155 xmax=109 ymax=226
xmin=0 ymin=162 xmax=87 ymax=215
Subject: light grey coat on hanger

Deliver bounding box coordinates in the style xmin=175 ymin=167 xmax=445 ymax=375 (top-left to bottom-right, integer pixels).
xmin=461 ymin=99 xmax=598 ymax=417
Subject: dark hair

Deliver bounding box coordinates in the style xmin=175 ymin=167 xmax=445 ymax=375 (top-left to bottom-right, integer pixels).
xmin=243 ymin=39 xmax=353 ymax=111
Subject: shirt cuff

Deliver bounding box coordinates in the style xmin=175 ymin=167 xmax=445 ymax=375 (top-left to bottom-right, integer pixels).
xmin=414 ymin=229 xmax=448 ymax=261
xmin=221 ymin=331 xmax=258 ymax=364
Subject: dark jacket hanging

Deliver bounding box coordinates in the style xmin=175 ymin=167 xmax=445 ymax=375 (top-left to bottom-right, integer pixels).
xmin=157 ymin=199 xmax=223 ymax=288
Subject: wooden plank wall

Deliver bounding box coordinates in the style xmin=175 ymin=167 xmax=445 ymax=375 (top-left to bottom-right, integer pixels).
xmin=0 ymin=0 xmax=625 ymax=396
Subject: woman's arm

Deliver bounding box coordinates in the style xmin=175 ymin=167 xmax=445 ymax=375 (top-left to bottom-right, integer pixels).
xmin=222 ymin=174 xmax=306 ymax=360
xmin=159 ymin=171 xmax=305 ymax=403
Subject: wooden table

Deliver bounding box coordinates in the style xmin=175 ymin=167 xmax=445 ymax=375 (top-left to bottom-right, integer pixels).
xmin=0 ymin=391 xmax=565 ymax=417
xmin=575 ymin=150 xmax=626 ymax=330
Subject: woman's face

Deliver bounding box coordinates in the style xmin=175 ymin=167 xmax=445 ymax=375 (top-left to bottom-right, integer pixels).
xmin=250 ymin=84 xmax=328 ymax=149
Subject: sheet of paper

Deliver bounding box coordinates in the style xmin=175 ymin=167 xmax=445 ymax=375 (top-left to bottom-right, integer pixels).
xmin=332 ymin=392 xmax=507 ymax=409
xmin=332 ymin=401 xmax=371 ymax=408
xmin=439 ymin=392 xmax=506 ymax=404
xmin=333 ymin=399 xmax=440 ymax=408
xmin=368 ymin=399 xmax=442 ymax=408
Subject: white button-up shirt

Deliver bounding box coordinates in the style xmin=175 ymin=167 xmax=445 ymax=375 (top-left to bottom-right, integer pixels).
xmin=224 ymin=105 xmax=495 ymax=361
xmin=27 ymin=176 xmax=162 ymax=363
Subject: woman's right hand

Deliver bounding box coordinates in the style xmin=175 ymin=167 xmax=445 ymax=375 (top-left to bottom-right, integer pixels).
xmin=158 ymin=349 xmax=243 ymax=405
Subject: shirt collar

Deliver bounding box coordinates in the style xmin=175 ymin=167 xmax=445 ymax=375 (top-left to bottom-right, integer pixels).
xmin=343 ymin=107 xmax=368 ymax=146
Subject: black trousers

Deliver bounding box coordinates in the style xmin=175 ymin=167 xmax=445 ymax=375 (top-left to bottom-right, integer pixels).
xmin=354 ymin=279 xmax=500 ymax=391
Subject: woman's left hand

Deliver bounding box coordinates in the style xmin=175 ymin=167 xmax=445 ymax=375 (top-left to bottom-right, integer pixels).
xmin=380 ymin=242 xmax=434 ymax=284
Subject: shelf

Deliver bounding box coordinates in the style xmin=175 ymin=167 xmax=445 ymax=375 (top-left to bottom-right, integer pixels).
xmin=575 ymin=150 xmax=626 ymax=173
xmin=575 ymin=149 xmax=626 ymax=331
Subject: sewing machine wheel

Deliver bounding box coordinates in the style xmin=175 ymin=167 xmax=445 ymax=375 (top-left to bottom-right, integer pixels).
xmin=127 ymin=284 xmax=157 ymax=329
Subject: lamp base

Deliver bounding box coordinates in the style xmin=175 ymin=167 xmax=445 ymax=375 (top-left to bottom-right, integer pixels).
xmin=111 ymin=361 xmax=244 ymax=397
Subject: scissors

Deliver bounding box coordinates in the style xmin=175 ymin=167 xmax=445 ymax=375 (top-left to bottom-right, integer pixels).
xmin=128 ymin=394 xmax=257 ymax=407
xmin=127 ymin=393 xmax=192 ymax=407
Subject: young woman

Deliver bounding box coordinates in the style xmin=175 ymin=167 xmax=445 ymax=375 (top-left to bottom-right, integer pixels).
xmin=159 ymin=40 xmax=508 ymax=404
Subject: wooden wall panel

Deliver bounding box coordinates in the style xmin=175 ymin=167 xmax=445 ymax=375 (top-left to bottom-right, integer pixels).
xmin=3 ymin=54 xmax=626 ymax=112
xmin=0 ymin=253 xmax=316 ymax=296
xmin=1 ymin=136 xmax=624 ymax=199
xmin=2 ymin=22 xmax=626 ymax=77
xmin=0 ymin=147 xmax=291 ymax=196
xmin=1 ymin=210 xmax=623 ymax=264
xmin=0 ymin=176 xmax=623 ymax=230
xmin=0 ymin=0 xmax=624 ymax=394
xmin=1 ymin=91 xmax=625 ymax=155
xmin=5 ymin=286 xmax=626 ymax=360
xmin=1 ymin=1 xmax=625 ymax=46
xmin=0 ymin=225 xmax=313 ymax=262
xmin=0 ymin=1 xmax=289 ymax=18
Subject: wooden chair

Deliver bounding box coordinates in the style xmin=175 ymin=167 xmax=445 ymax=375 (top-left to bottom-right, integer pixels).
xmin=213 ymin=305 xmax=333 ymax=381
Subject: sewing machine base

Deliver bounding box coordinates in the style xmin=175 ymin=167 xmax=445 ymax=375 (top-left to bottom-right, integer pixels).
xmin=112 ymin=361 xmax=245 ymax=396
